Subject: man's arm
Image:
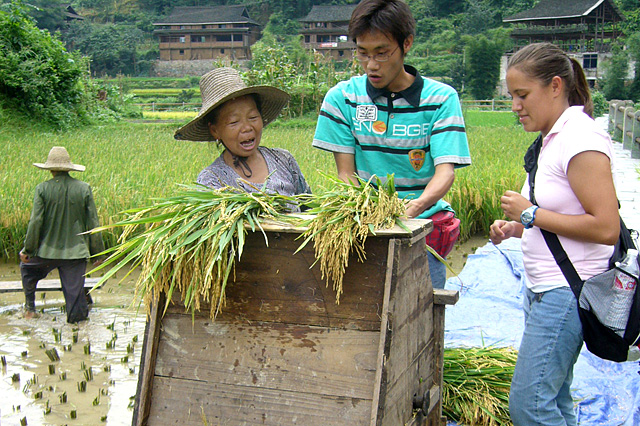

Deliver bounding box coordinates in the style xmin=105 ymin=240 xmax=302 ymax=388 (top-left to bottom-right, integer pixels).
xmin=85 ymin=186 xmax=105 ymax=256
xmin=405 ymin=163 xmax=455 ymax=218
xmin=333 ymin=152 xmax=358 ymax=185
xmin=22 ymin=187 xmax=45 ymax=260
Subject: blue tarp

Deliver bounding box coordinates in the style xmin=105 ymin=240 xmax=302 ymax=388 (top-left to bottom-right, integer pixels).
xmin=443 ymin=238 xmax=640 ymax=425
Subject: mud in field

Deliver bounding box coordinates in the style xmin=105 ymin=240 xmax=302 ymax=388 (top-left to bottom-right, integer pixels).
xmin=0 ymin=260 xmax=146 ymax=426
xmin=447 ymin=233 xmax=489 ymax=278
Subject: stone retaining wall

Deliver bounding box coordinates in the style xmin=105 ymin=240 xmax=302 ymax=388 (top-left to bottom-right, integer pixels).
xmin=152 ymin=60 xmax=250 ymax=77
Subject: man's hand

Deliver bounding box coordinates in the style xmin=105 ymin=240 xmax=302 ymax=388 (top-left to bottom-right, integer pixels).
xmin=19 ymin=250 xmax=30 ymax=263
xmin=405 ymin=199 xmax=426 ymax=219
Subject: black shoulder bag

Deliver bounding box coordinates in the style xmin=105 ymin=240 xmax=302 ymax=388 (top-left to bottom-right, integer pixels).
xmin=525 ymin=135 xmax=639 ymax=362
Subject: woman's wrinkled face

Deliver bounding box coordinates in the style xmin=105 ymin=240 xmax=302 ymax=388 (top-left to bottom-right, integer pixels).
xmin=208 ymin=95 xmax=263 ymax=157
xmin=507 ymin=67 xmax=558 ymax=136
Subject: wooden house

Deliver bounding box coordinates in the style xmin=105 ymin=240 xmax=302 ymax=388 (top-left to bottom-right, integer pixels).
xmin=61 ymin=3 xmax=83 ymax=22
xmin=503 ymin=0 xmax=625 ymax=84
xmin=153 ymin=6 xmax=260 ymax=61
xmin=299 ymin=4 xmax=357 ymax=61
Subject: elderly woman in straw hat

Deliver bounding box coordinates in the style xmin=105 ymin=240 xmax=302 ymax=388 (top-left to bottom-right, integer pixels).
xmin=19 ymin=147 xmax=104 ymax=322
xmin=175 ymin=67 xmax=310 ymax=206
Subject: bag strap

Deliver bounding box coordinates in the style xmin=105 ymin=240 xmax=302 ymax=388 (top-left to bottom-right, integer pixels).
xmin=539 ymin=230 xmax=584 ymax=299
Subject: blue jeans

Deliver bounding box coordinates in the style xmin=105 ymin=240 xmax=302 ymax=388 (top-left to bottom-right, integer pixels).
xmin=510 ymin=287 xmax=583 ymax=426
xmin=427 ymin=251 xmax=447 ymax=290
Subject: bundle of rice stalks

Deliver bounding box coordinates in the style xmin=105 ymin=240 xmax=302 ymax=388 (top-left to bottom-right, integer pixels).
xmin=442 ymin=346 xmax=517 ymax=426
xmin=296 ymin=173 xmax=406 ymax=303
xmin=91 ymin=174 xmax=408 ymax=318
xmin=91 ymin=185 xmax=296 ymax=319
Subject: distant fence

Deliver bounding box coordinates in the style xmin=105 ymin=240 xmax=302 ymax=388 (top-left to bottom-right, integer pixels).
xmin=136 ymin=99 xmax=513 ymax=113
xmin=608 ymin=100 xmax=640 ymax=159
xmin=461 ymin=99 xmax=511 ymax=111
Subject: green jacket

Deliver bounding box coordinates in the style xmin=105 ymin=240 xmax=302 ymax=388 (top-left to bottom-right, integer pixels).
xmin=23 ymin=173 xmax=104 ymax=259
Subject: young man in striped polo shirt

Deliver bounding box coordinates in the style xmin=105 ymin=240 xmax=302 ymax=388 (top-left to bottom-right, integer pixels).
xmin=312 ymin=0 xmax=471 ymax=289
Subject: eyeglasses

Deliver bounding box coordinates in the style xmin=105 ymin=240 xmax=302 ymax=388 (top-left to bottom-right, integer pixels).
xmin=355 ymin=45 xmax=399 ymax=63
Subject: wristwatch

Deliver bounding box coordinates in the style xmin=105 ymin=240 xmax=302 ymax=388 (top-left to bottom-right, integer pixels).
xmin=520 ymin=205 xmax=539 ymax=229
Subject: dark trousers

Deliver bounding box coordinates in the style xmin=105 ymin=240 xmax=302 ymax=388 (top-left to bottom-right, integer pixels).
xmin=20 ymin=257 xmax=89 ymax=323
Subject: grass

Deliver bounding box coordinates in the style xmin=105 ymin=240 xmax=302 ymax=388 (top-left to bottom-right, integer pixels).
xmin=142 ymin=111 xmax=198 ymax=120
xmin=0 ymin=110 xmax=529 ymax=259
xmin=131 ymin=88 xmax=200 ymax=96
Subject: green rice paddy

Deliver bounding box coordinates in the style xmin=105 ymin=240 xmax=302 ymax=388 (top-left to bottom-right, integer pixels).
xmin=0 ymin=110 xmax=531 ymax=258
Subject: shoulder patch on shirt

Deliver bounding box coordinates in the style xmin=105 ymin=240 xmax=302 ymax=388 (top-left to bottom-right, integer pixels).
xmin=356 ymin=105 xmax=377 ymax=122
xmin=408 ymin=149 xmax=426 ymax=171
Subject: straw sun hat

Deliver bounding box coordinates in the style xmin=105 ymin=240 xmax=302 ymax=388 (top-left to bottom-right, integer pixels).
xmin=33 ymin=146 xmax=85 ymax=172
xmin=174 ymin=67 xmax=290 ymax=142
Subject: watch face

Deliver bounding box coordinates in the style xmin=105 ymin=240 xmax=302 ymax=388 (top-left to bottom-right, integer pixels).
xmin=521 ymin=208 xmax=534 ymax=226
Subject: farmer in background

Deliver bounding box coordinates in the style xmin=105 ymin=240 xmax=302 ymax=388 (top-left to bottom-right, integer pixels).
xmin=489 ymin=43 xmax=619 ymax=425
xmin=312 ymin=0 xmax=471 ymax=289
xmin=175 ymin=67 xmax=311 ymax=205
xmin=20 ymin=147 xmax=104 ymax=323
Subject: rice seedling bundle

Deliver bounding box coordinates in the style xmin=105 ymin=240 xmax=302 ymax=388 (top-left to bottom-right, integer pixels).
xmin=297 ymin=173 xmax=405 ymax=303
xmin=442 ymin=346 xmax=518 ymax=426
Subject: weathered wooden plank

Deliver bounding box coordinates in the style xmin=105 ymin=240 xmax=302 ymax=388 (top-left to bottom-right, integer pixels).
xmin=0 ymin=277 xmax=101 ymax=293
xmin=379 ymin=237 xmax=434 ymax=426
xmin=147 ymin=376 xmax=372 ymax=426
xmin=428 ymin=301 xmax=453 ymax=425
xmin=433 ymin=289 xmax=458 ymax=306
xmin=165 ymin=230 xmax=390 ymax=331
xmin=256 ymin=216 xmax=432 ymax=240
xmin=132 ymin=292 xmax=165 ymax=426
xmin=154 ymin=317 xmax=378 ymax=401
xmin=370 ymin=239 xmax=397 ymax=426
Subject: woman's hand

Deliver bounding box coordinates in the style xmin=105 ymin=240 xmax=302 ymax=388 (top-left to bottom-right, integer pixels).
xmin=490 ymin=220 xmax=522 ymax=245
xmin=500 ymin=190 xmax=533 ymax=222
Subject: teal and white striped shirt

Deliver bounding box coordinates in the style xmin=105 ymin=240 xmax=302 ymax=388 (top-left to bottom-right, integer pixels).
xmin=313 ymin=66 xmax=471 ymax=219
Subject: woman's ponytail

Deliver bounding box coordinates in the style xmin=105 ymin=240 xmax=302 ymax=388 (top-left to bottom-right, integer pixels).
xmin=569 ymin=57 xmax=593 ymax=118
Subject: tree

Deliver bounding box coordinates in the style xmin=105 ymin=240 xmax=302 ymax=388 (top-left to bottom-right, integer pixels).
xmin=600 ymin=45 xmax=629 ymax=100
xmin=17 ymin=0 xmax=66 ymax=33
xmin=463 ymin=0 xmax=501 ymax=35
xmin=430 ymin=0 xmax=465 ymax=17
xmin=0 ymin=1 xmax=91 ymax=127
xmin=625 ymin=32 xmax=640 ymax=101
xmin=264 ymin=11 xmax=301 ymax=38
xmin=464 ymin=34 xmax=503 ymax=99
xmin=65 ymin=20 xmax=143 ymax=76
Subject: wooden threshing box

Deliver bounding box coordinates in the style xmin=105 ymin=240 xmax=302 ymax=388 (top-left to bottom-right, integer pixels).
xmin=132 ymin=218 xmax=458 ymax=426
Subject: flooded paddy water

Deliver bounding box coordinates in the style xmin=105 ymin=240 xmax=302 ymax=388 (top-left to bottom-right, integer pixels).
xmin=0 ymin=260 xmax=146 ymax=426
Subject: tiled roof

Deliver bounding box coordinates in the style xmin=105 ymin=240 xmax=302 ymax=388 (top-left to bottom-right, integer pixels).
xmin=299 ymin=4 xmax=357 ymax=23
xmin=504 ymin=0 xmax=623 ymax=22
xmin=154 ymin=5 xmax=258 ymax=26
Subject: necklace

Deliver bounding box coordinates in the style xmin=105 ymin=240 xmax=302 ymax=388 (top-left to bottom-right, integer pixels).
xmin=231 ymin=153 xmax=252 ymax=178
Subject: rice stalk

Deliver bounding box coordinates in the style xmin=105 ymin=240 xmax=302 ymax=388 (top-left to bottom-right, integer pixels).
xmin=90 ymin=185 xmax=296 ymax=320
xmin=296 ymin=173 xmax=406 ymax=303
xmin=442 ymin=346 xmax=517 ymax=426
xmin=90 ymin=174 xmax=406 ymax=317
